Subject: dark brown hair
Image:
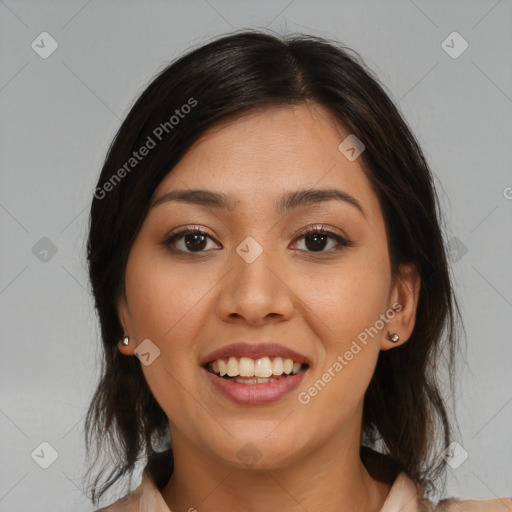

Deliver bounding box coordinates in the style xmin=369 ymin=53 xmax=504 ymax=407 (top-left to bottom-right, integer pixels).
xmin=84 ymin=29 xmax=462 ymax=505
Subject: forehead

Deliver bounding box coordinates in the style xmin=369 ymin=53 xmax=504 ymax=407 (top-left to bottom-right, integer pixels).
xmin=153 ymin=104 xmax=380 ymax=219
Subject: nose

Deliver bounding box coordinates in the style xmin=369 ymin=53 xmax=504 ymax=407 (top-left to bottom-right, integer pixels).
xmin=215 ymin=242 xmax=295 ymax=327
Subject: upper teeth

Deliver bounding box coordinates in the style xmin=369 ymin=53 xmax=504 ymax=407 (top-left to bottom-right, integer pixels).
xmin=209 ymin=356 xmax=305 ymax=377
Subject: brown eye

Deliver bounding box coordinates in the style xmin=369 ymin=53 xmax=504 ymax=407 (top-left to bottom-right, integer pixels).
xmin=182 ymin=232 xmax=208 ymax=252
xmin=293 ymin=226 xmax=353 ymax=254
xmin=304 ymin=232 xmax=329 ymax=251
xmin=163 ymin=227 xmax=219 ymax=254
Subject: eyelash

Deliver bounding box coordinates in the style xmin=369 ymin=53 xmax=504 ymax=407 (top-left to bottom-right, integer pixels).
xmin=162 ymin=224 xmax=354 ymax=256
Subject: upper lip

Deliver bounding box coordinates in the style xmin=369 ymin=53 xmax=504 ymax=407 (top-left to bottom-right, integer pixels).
xmin=201 ymin=342 xmax=311 ymax=366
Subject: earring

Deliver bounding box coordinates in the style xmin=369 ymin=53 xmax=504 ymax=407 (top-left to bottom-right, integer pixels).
xmin=121 ymin=336 xmax=130 ymax=346
xmin=386 ymin=332 xmax=400 ymax=343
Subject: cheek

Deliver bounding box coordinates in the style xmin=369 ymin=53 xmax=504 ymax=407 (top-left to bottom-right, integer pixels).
xmin=296 ymin=270 xmax=386 ymax=417
xmin=292 ymin=249 xmax=390 ymax=408
xmin=340 ymin=235 xmax=392 ymax=330
xmin=294 ymin=246 xmax=391 ymax=340
xmin=124 ymin=247 xmax=211 ymax=415
xmin=124 ymin=246 xmax=212 ymax=344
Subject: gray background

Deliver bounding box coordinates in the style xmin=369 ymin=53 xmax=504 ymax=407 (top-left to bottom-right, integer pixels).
xmin=1 ymin=0 xmax=511 ymax=510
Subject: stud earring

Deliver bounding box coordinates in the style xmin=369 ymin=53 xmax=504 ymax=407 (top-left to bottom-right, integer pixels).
xmin=386 ymin=332 xmax=400 ymax=343
xmin=121 ymin=336 xmax=130 ymax=346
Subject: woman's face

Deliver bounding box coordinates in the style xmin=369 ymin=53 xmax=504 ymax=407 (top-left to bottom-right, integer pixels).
xmin=118 ymin=103 xmax=419 ymax=470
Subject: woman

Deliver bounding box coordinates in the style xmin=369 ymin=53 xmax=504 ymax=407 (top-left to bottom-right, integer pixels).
xmin=85 ymin=30 xmax=512 ymax=511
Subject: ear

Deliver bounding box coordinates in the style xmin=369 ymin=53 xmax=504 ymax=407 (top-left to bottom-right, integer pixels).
xmin=380 ymin=263 xmax=421 ymax=351
xmin=117 ymin=293 xmax=136 ymax=356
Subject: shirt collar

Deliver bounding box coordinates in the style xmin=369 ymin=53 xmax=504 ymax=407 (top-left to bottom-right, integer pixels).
xmin=129 ymin=469 xmax=427 ymax=512
xmin=379 ymin=472 xmax=428 ymax=512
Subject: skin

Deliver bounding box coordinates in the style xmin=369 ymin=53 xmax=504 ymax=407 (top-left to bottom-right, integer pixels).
xmin=117 ymin=103 xmax=421 ymax=512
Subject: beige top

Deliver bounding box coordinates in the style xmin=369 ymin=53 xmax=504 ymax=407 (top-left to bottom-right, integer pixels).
xmin=98 ymin=471 xmax=512 ymax=512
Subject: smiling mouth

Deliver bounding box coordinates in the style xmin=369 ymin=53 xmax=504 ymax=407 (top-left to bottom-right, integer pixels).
xmin=204 ymin=356 xmax=309 ymax=384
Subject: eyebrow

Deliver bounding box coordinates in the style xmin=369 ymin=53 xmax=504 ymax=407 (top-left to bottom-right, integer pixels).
xmin=151 ymin=188 xmax=367 ymax=219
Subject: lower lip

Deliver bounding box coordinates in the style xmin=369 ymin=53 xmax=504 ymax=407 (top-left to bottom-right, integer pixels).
xmin=202 ymin=366 xmax=308 ymax=405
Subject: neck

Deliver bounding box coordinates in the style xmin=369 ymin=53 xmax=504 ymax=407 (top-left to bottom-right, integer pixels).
xmin=161 ymin=406 xmax=392 ymax=512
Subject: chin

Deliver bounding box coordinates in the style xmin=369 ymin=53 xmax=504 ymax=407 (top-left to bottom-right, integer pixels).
xmin=207 ymin=433 xmax=309 ymax=471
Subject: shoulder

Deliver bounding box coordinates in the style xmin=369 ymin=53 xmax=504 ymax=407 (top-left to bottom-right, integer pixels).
xmin=91 ymin=480 xmax=144 ymax=512
xmin=434 ymin=497 xmax=512 ymax=511
xmin=91 ymin=470 xmax=170 ymax=512
xmin=383 ymin=470 xmax=511 ymax=512
xmin=92 ymin=495 xmax=140 ymax=512
xmin=92 ymin=493 xmax=139 ymax=512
